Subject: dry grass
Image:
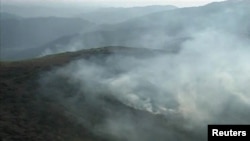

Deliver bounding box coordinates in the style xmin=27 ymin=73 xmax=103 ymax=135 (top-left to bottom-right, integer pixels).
xmin=0 ymin=46 xmax=174 ymax=141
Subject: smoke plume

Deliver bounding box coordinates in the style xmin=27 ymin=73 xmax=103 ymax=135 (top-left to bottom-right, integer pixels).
xmin=39 ymin=1 xmax=250 ymax=140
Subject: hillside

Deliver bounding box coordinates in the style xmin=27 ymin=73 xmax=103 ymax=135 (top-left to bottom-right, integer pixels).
xmin=1 ymin=42 xmax=250 ymax=141
xmin=1 ymin=47 xmax=196 ymax=141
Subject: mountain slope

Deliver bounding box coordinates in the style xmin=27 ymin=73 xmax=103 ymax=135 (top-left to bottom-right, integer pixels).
xmin=1 ymin=47 xmax=190 ymax=141
xmin=2 ymin=43 xmax=250 ymax=141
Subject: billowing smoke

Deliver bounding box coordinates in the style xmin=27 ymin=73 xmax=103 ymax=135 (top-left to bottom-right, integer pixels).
xmin=39 ymin=28 xmax=250 ymax=141
xmin=39 ymin=1 xmax=250 ymax=141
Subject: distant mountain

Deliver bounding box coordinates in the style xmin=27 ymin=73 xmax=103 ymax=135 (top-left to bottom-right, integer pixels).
xmin=80 ymin=5 xmax=177 ymax=24
xmin=0 ymin=14 xmax=96 ymax=60
xmin=0 ymin=12 xmax=22 ymax=20
xmin=1 ymin=4 xmax=98 ymax=17
xmin=38 ymin=0 xmax=250 ymax=56
xmin=0 ymin=15 xmax=93 ymax=49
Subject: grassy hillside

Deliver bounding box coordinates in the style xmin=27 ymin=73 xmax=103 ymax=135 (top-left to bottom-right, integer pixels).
xmin=1 ymin=46 xmax=187 ymax=141
xmin=0 ymin=47 xmax=112 ymax=141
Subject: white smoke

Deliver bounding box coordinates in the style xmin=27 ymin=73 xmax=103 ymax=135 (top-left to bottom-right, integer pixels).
xmin=40 ymin=27 xmax=250 ymax=140
xmin=39 ymin=1 xmax=250 ymax=140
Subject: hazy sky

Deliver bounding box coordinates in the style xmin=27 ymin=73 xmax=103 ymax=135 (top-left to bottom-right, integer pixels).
xmin=2 ymin=0 xmax=227 ymax=7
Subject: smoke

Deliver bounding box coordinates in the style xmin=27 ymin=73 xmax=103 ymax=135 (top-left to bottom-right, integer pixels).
xmin=39 ymin=1 xmax=250 ymax=140
xmin=41 ymin=38 xmax=84 ymax=56
xmin=39 ymin=27 xmax=250 ymax=140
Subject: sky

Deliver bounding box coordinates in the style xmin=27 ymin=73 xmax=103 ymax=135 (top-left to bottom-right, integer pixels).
xmin=1 ymin=0 xmax=227 ymax=7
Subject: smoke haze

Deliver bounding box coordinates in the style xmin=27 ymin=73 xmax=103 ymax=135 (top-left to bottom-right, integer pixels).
xmin=2 ymin=0 xmax=249 ymax=140
xmin=40 ymin=26 xmax=250 ymax=140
